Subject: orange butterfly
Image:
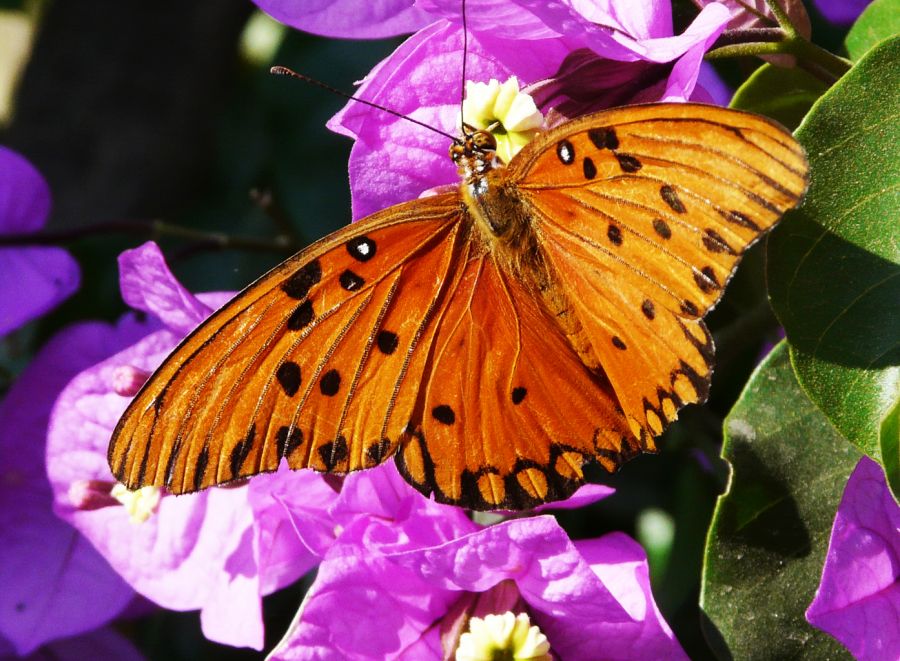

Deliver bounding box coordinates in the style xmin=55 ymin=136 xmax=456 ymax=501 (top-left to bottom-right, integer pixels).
xmin=108 ymin=101 xmax=808 ymax=510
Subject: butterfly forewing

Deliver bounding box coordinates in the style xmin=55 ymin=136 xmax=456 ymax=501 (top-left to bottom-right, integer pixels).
xmin=509 ymin=103 xmax=808 ymax=438
xmin=109 ymin=193 xmax=464 ymax=493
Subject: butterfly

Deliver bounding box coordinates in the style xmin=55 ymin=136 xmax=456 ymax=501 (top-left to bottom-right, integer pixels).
xmin=108 ymin=101 xmax=808 ymax=510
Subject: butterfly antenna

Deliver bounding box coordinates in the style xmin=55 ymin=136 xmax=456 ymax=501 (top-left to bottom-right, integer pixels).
xmin=460 ymin=0 xmax=469 ymax=134
xmin=459 ymin=0 xmax=474 ymax=139
xmin=270 ymin=66 xmax=459 ymax=143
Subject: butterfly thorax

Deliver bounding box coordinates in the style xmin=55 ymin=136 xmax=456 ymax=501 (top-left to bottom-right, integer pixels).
xmin=451 ymin=130 xmax=605 ymax=374
xmin=451 ymin=129 xmax=526 ymax=241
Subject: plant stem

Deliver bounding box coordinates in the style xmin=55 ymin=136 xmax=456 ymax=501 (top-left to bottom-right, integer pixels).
xmin=0 ymin=219 xmax=297 ymax=254
xmin=763 ymin=0 xmax=797 ymax=36
xmin=707 ymin=36 xmax=851 ymax=82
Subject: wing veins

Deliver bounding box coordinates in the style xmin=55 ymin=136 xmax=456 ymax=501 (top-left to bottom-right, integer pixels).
xmin=623 ymin=133 xmax=805 ymax=196
xmin=163 ymin=295 xmax=283 ymax=486
xmin=295 ymin=289 xmax=378 ymax=469
xmin=536 ymin=208 xmax=686 ymax=310
xmin=334 ymin=273 xmax=403 ymax=466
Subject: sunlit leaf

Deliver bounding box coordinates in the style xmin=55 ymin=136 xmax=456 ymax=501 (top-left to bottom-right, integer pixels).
xmin=845 ymin=0 xmax=900 ymax=61
xmin=767 ymin=37 xmax=900 ymax=496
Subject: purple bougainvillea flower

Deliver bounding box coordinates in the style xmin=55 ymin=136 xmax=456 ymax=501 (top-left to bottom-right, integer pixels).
xmin=0 ymin=146 xmax=79 ymax=336
xmin=812 ymin=0 xmax=872 ymax=25
xmin=44 ymin=242 xmax=336 ymax=650
xmin=306 ymin=0 xmax=730 ymax=219
xmin=0 ymin=319 xmax=140 ymax=655
xmin=1 ymin=626 xmax=144 ymax=661
xmin=252 ymin=0 xmax=432 ymax=38
xmin=806 ymin=457 xmax=900 ymax=661
xmin=270 ymin=463 xmax=683 ymax=659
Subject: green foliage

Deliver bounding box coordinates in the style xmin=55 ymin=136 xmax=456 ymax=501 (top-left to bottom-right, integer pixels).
xmin=767 ymin=36 xmax=900 ymax=497
xmin=845 ymin=0 xmax=900 ymax=61
xmin=730 ymin=64 xmax=828 ymax=130
xmin=701 ymin=342 xmax=860 ymax=660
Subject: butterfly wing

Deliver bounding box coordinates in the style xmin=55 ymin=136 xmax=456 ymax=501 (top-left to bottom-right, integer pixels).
xmin=395 ymin=247 xmax=638 ymax=510
xmin=508 ymin=103 xmax=808 ymax=437
xmin=109 ymin=193 xmax=466 ymax=494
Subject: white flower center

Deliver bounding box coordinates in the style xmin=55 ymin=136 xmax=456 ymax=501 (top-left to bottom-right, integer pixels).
xmin=111 ymin=484 xmax=162 ymax=524
xmin=462 ymin=77 xmax=543 ymax=163
xmin=455 ymin=611 xmax=551 ymax=661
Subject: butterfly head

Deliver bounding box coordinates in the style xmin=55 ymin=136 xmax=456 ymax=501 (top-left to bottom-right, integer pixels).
xmin=450 ymin=124 xmax=498 ymax=182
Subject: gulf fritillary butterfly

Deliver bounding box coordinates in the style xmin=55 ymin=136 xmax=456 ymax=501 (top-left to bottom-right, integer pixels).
xmin=108 ymin=99 xmax=808 ymax=510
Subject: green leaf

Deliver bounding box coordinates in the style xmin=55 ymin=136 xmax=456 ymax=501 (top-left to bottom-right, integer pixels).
xmin=700 ymin=342 xmax=860 ymax=660
xmin=845 ymin=0 xmax=900 ymax=61
xmin=730 ymin=64 xmax=828 ymax=130
xmin=767 ymin=37 xmax=900 ymax=496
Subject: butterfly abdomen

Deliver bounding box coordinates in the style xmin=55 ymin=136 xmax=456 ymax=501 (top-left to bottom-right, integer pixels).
xmin=461 ymin=169 xmax=609 ymax=377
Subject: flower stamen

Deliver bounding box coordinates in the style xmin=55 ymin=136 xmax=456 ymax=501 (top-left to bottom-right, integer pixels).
xmin=462 ymin=77 xmax=543 ymax=163
xmin=456 ymin=611 xmax=551 ymax=661
xmin=110 ymin=483 xmax=162 ymax=524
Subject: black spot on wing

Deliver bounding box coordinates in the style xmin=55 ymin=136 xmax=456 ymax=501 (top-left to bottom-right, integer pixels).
xmin=230 ymin=424 xmax=256 ymax=477
xmin=612 ymin=336 xmax=627 ymax=350
xmin=319 ymin=435 xmax=349 ymax=470
xmin=320 ymin=369 xmax=341 ymax=396
xmin=681 ymin=300 xmax=699 ymax=317
xmin=693 ymin=266 xmax=721 ymax=293
xmin=607 ymin=224 xmax=623 ymax=246
xmin=287 ymin=300 xmax=314 ymax=330
xmin=588 ymin=127 xmax=618 ymax=150
xmin=641 ymin=299 xmax=656 ymax=320
xmin=282 ymin=260 xmax=322 ymax=300
xmin=718 ymin=208 xmax=761 ymax=231
xmin=365 ymin=438 xmax=391 ymax=466
xmin=557 ymin=139 xmax=575 ymax=165
xmin=276 ymin=426 xmax=304 ymax=458
xmin=614 ymin=153 xmax=642 ymax=173
xmin=652 ymin=218 xmax=671 ymax=239
xmin=346 ymin=236 xmax=377 ymax=262
xmin=431 ymin=404 xmax=456 ymax=425
xmin=660 ymin=185 xmax=686 ymax=213
xmin=376 ymin=330 xmax=399 ymax=355
xmin=276 ymin=361 xmax=302 ymax=397
xmin=583 ymin=157 xmax=597 ymax=180
xmin=193 ymin=446 xmax=209 ymax=492
xmin=511 ymin=387 xmax=527 ymax=405
xmin=672 ymin=359 xmax=711 ymax=404
xmin=702 ymin=228 xmax=737 ymax=254
xmin=339 ymin=269 xmax=365 ymax=291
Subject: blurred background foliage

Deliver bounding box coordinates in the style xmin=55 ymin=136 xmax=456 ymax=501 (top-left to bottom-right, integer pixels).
xmin=0 ymin=1 xmax=854 ymax=658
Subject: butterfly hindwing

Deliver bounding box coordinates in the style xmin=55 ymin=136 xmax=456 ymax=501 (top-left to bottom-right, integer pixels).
xmin=109 ymin=193 xmax=465 ymax=493
xmin=395 ymin=251 xmax=639 ymax=510
xmin=509 ymin=103 xmax=808 ymax=437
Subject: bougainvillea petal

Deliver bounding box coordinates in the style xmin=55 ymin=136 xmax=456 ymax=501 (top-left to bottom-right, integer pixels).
xmin=0 ymin=147 xmax=79 ymax=336
xmin=806 ymin=457 xmax=900 ymax=660
xmin=0 ymin=322 xmax=140 ymax=655
xmin=0 ymin=147 xmax=51 ymax=235
xmin=252 ymin=0 xmax=432 ymax=39
xmin=0 ymin=247 xmax=80 ymax=336
xmin=0 ymin=626 xmax=145 ymax=661
xmin=45 ymin=244 xmax=329 ymax=650
xmin=118 ymin=242 xmax=211 ymax=335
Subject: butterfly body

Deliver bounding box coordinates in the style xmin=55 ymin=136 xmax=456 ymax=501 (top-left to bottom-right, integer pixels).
xmin=109 ymin=103 xmax=808 ymax=510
